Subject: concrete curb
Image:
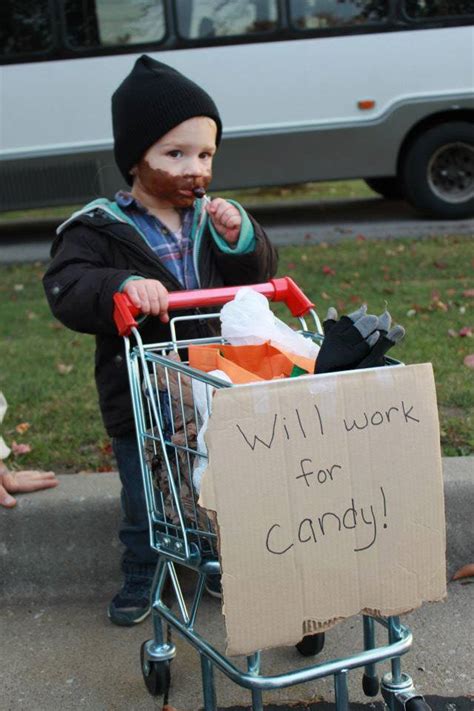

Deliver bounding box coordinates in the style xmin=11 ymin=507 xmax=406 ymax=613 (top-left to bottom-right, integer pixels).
xmin=1 ymin=457 xmax=472 ymax=602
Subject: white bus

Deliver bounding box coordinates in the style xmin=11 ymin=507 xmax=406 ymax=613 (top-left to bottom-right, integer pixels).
xmin=1 ymin=0 xmax=473 ymax=218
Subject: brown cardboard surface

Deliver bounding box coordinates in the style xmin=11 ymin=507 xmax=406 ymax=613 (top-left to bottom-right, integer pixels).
xmin=199 ymin=363 xmax=446 ymax=657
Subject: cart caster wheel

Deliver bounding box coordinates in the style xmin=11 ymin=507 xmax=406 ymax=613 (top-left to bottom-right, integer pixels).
xmin=405 ymin=698 xmax=432 ymax=711
xmin=295 ymin=632 xmax=325 ymax=657
xmin=362 ymin=673 xmax=380 ymax=697
xmin=140 ymin=642 xmax=171 ymax=697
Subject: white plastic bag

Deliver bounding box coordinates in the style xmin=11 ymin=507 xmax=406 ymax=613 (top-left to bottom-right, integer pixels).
xmin=220 ymin=287 xmax=319 ymax=359
xmin=192 ymin=370 xmax=232 ymax=493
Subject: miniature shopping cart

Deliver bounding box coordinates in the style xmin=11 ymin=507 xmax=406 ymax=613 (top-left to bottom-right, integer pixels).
xmin=113 ymin=277 xmax=431 ymax=711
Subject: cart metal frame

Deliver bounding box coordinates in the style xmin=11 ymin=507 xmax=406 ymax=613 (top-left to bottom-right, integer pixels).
xmin=113 ymin=277 xmax=429 ymax=711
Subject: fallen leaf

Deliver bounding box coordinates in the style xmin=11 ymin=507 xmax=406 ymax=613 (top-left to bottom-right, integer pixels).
xmin=321 ymin=292 xmax=330 ymax=300
xmin=26 ymin=311 xmax=38 ymax=320
xmin=322 ymin=265 xmax=336 ymax=276
xmin=11 ymin=441 xmax=32 ymax=456
xmin=286 ymin=262 xmax=296 ymax=271
xmin=447 ymin=329 xmax=458 ymax=338
xmin=98 ymin=466 xmax=114 ymax=472
xmin=13 ymin=284 xmax=24 ymax=291
xmin=452 ymin=563 xmax=474 ymax=581
xmin=355 ymin=234 xmax=366 ymax=242
xmin=464 ymin=354 xmax=474 ymax=369
xmin=15 ymin=422 xmax=31 ymax=434
xmin=49 ymin=321 xmax=65 ymax=330
xmin=446 ymin=288 xmax=456 ymax=296
xmin=433 ymin=260 xmax=448 ymax=269
xmin=56 ymin=363 xmax=74 ymax=375
xmin=459 ymin=306 xmax=466 ymax=315
xmin=300 ymin=254 xmax=308 ymax=261
xmin=406 ymin=309 xmax=417 ymax=317
xmin=459 ymin=327 xmax=473 ymax=337
xmin=463 ymin=289 xmax=474 ymax=298
xmin=99 ymin=441 xmax=113 ymax=456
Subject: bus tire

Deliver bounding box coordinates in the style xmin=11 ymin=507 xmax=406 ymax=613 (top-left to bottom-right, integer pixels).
xmin=401 ymin=121 xmax=474 ymax=219
xmin=364 ymin=176 xmax=404 ymax=200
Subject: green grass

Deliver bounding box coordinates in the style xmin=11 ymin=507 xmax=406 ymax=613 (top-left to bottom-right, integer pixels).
xmin=0 ymin=180 xmax=375 ymax=222
xmin=1 ymin=234 xmax=473 ymax=472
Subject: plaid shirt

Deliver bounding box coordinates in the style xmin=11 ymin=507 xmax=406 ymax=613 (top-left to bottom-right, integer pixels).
xmin=115 ymin=191 xmax=199 ymax=290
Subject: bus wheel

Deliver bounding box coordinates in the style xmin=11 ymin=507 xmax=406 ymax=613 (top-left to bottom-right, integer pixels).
xmin=401 ymin=121 xmax=474 ymax=219
xmin=364 ymin=176 xmax=404 ymax=200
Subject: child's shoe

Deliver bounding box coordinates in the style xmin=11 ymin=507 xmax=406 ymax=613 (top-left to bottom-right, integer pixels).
xmin=107 ymin=564 xmax=155 ymax=626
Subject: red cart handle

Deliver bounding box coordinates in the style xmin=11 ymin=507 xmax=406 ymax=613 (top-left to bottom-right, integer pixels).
xmin=113 ymin=277 xmax=315 ymax=337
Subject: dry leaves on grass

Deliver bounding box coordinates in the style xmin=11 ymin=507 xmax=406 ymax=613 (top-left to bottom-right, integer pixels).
xmin=448 ymin=327 xmax=473 ymax=338
xmin=463 ymin=354 xmax=474 ymax=369
xmin=56 ymin=362 xmax=74 ymax=375
xmin=11 ymin=441 xmax=32 ymax=456
xmin=15 ymin=422 xmax=31 ymax=434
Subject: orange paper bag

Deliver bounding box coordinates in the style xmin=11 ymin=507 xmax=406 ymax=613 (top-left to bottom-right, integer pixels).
xmin=188 ymin=342 xmax=315 ymax=384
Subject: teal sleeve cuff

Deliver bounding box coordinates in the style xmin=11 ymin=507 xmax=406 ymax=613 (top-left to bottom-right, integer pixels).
xmin=118 ymin=275 xmax=144 ymax=292
xmin=208 ymin=200 xmax=255 ymax=255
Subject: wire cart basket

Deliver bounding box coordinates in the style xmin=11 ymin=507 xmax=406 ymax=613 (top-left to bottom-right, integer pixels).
xmin=113 ymin=277 xmax=431 ymax=711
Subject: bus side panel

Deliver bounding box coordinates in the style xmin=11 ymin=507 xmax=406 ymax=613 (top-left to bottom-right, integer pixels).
xmin=2 ymin=27 xmax=473 ymax=157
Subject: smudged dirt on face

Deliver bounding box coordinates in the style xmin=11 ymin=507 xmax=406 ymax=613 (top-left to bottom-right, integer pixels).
xmin=134 ymin=159 xmax=211 ymax=207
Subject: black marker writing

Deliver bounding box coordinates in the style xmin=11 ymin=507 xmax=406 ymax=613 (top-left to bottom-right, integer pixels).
xmin=344 ymin=401 xmax=420 ymax=433
xmin=265 ymin=489 xmax=389 ymax=556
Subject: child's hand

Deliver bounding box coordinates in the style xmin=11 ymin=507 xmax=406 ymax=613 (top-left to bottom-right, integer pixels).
xmin=123 ymin=279 xmax=169 ymax=323
xmin=206 ymin=198 xmax=241 ymax=245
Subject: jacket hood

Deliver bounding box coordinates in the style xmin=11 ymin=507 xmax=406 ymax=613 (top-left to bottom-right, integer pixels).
xmin=56 ymin=199 xmax=131 ymax=235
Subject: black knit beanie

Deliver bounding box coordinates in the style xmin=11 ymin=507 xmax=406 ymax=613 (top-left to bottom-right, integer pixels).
xmin=112 ymin=55 xmax=223 ymax=184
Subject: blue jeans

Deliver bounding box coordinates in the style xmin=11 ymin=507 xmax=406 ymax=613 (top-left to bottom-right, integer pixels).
xmin=112 ymin=434 xmax=158 ymax=571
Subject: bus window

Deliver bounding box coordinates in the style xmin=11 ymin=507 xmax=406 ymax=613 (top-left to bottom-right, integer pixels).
xmin=403 ymin=0 xmax=474 ymax=19
xmin=175 ymin=0 xmax=279 ymax=39
xmin=63 ymin=0 xmax=166 ymax=49
xmin=0 ymin=0 xmax=54 ymax=57
xmin=288 ymin=0 xmax=389 ymax=30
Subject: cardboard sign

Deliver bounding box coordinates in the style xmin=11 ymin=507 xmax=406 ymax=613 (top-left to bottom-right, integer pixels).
xmin=199 ymin=363 xmax=446 ymax=657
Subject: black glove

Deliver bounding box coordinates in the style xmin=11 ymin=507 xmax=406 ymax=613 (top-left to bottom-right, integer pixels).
xmin=315 ymin=306 xmax=405 ymax=374
xmin=315 ymin=305 xmax=379 ymax=374
xmin=355 ymin=323 xmax=405 ymax=369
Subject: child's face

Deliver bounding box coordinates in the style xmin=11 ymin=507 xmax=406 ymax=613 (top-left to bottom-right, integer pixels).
xmin=132 ymin=116 xmax=217 ymax=207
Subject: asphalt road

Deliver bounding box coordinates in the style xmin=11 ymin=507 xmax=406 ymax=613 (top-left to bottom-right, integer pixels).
xmin=0 ymin=197 xmax=473 ymax=264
